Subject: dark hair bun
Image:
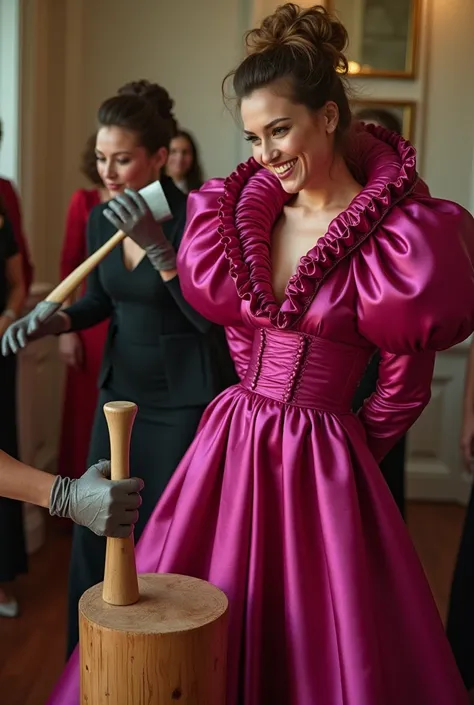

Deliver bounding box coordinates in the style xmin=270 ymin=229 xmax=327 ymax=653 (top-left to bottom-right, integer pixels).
xmin=117 ymin=79 xmax=178 ymax=136
xmin=246 ymin=3 xmax=348 ymax=74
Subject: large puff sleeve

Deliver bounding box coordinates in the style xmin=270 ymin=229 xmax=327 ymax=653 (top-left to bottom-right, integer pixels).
xmin=354 ymin=194 xmax=474 ymax=461
xmin=355 ymin=194 xmax=474 ymax=354
xmin=177 ymin=179 xmax=242 ymax=327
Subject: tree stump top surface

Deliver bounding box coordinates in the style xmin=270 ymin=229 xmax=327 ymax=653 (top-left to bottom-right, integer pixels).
xmin=79 ymin=573 xmax=228 ymax=635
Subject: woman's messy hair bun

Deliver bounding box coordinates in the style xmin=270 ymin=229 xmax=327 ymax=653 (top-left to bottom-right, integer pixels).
xmin=117 ymin=79 xmax=178 ymax=137
xmin=224 ymin=4 xmax=352 ymax=142
xmin=246 ymin=3 xmax=348 ymax=74
xmin=98 ymin=79 xmax=178 ymax=155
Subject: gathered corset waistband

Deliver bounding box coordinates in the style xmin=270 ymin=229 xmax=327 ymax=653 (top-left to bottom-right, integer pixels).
xmin=240 ymin=329 xmax=372 ymax=412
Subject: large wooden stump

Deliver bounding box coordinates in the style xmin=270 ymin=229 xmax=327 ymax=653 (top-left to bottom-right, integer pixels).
xmin=79 ymin=573 xmax=228 ymax=704
xmin=78 ymin=401 xmax=229 ymax=704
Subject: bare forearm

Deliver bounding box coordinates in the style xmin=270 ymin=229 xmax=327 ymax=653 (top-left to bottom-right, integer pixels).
xmin=160 ymin=268 xmax=177 ymax=282
xmin=463 ymin=337 xmax=474 ymax=416
xmin=0 ymin=450 xmax=55 ymax=508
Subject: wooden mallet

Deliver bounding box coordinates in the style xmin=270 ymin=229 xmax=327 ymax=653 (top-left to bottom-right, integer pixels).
xmin=46 ymin=181 xmax=171 ymax=305
xmin=79 ymin=401 xmax=229 ymax=705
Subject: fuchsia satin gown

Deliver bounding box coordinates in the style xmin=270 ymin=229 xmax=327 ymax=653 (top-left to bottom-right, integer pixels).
xmin=49 ymin=125 xmax=474 ymax=704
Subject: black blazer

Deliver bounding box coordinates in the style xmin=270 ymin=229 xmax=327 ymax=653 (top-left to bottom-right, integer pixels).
xmin=64 ymin=177 xmax=238 ymax=408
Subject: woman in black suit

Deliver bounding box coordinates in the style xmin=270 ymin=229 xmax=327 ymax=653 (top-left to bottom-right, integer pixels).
xmin=3 ymin=80 xmax=237 ymax=651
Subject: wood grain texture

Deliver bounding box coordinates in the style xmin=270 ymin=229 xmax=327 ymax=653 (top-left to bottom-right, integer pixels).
xmin=79 ymin=573 xmax=228 ymax=705
xmin=102 ymin=401 xmax=139 ymax=607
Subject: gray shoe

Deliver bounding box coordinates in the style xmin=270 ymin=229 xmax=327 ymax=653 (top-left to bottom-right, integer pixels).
xmin=0 ymin=599 xmax=19 ymax=618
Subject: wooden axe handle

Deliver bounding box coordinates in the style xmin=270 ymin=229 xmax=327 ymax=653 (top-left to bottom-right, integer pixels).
xmin=45 ymin=229 xmax=127 ymax=304
xmin=102 ymin=400 xmax=140 ymax=606
xmin=45 ymin=180 xmax=170 ymax=304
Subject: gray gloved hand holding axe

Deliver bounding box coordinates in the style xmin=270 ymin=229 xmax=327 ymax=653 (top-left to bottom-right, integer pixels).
xmin=1 ymin=180 xmax=172 ymax=357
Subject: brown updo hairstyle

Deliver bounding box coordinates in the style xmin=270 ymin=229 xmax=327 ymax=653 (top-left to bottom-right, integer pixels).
xmin=224 ymin=3 xmax=352 ymax=147
xmin=97 ymin=79 xmax=178 ymax=154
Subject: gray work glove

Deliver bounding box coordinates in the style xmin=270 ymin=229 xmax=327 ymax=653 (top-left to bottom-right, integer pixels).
xmin=49 ymin=460 xmax=144 ymax=538
xmin=104 ymin=189 xmax=176 ymax=271
xmin=1 ymin=301 xmax=68 ymax=356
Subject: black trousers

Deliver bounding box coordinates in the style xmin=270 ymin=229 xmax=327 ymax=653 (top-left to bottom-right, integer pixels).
xmin=0 ymin=354 xmax=27 ymax=582
xmin=446 ymin=487 xmax=474 ymax=689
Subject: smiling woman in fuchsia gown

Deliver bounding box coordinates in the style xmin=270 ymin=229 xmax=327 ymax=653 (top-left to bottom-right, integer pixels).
xmin=47 ymin=4 xmax=474 ymax=705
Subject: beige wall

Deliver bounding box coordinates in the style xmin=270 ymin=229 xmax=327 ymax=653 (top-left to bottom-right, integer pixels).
xmin=422 ymin=0 xmax=474 ymax=207
xmin=19 ymin=0 xmax=68 ymax=284
xmin=17 ymin=0 xmax=474 ymax=286
xmin=79 ymin=0 xmax=245 ymax=180
xmin=0 ymin=0 xmax=21 ymax=182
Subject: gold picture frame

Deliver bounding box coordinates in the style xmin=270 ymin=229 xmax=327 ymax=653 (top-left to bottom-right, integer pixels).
xmin=351 ymin=99 xmax=416 ymax=142
xmin=327 ymin=0 xmax=422 ymax=79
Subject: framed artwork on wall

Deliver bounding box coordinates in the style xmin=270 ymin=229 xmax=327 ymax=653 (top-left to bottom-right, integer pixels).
xmin=327 ymin=0 xmax=421 ymax=79
xmin=351 ymin=99 xmax=416 ymax=141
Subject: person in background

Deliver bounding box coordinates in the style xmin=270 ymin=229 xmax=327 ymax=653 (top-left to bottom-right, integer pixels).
xmin=3 ymin=79 xmax=238 ymax=655
xmin=166 ymin=129 xmax=204 ymax=193
xmin=0 ymin=205 xmax=27 ymax=617
xmin=447 ymin=339 xmax=474 ymax=703
xmin=57 ymin=134 xmax=110 ymax=485
xmin=0 ymin=119 xmax=34 ymax=294
xmin=354 ymin=106 xmax=403 ymax=136
xmin=0 ymin=126 xmax=141 ymax=616
xmin=351 ymin=104 xmax=406 ymax=518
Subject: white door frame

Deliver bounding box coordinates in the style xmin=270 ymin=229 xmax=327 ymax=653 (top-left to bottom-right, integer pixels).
xmin=0 ymin=0 xmax=21 ymax=183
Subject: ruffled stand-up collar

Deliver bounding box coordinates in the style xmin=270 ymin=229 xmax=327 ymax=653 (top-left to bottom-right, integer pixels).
xmin=218 ymin=124 xmax=419 ymax=329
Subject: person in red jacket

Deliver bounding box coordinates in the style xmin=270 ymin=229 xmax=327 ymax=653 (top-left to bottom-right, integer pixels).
xmin=0 ymin=120 xmax=34 ymax=293
xmin=57 ymin=135 xmax=110 ymax=481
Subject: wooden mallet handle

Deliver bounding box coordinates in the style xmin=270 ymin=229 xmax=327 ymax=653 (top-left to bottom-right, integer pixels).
xmin=46 ymin=230 xmax=127 ymax=304
xmin=102 ymin=401 xmax=140 ymax=606
xmin=45 ymin=180 xmax=172 ymax=305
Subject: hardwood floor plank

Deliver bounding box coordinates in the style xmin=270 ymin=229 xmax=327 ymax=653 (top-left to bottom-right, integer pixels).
xmin=0 ymin=502 xmax=467 ymax=705
xmin=406 ymin=501 xmax=465 ymax=621
xmin=0 ymin=515 xmax=71 ymax=705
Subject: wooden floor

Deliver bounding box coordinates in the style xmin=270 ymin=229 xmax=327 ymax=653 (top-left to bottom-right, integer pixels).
xmin=0 ymin=502 xmax=467 ymax=705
